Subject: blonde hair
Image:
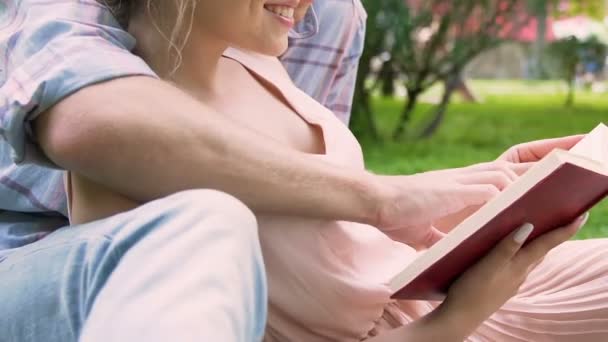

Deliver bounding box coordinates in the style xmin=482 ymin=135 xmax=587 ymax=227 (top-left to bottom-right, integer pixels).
xmin=99 ymin=0 xmax=197 ymax=73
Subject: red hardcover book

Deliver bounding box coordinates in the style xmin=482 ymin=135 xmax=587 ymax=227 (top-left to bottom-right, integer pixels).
xmin=390 ymin=124 xmax=608 ymax=300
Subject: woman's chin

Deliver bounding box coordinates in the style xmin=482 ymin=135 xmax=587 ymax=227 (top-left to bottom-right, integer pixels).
xmin=258 ymin=42 xmax=289 ymax=57
xmin=267 ymin=44 xmax=289 ymax=57
xmin=239 ymin=39 xmax=288 ymax=57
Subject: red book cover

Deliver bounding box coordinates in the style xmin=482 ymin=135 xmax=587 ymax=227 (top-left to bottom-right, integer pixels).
xmin=391 ymin=163 xmax=608 ymax=300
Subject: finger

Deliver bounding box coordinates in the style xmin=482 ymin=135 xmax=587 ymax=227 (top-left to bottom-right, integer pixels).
xmin=422 ymin=226 xmax=446 ymax=248
xmin=484 ymin=161 xmax=532 ymax=178
xmin=386 ymin=225 xmax=446 ymax=250
xmin=433 ymin=205 xmax=481 ymax=233
xmin=509 ymin=162 xmax=535 ymax=176
xmin=433 ymin=161 xmax=531 ymax=180
xmin=476 ymin=223 xmax=534 ymax=270
xmin=455 ymin=171 xmax=514 ymax=191
xmin=513 ymin=213 xmax=589 ymax=271
xmin=423 ymin=183 xmax=500 ymax=225
xmin=526 ymin=256 xmax=545 ymax=274
xmin=415 ymin=167 xmax=465 ymax=179
xmin=465 ymin=162 xmax=519 ymax=181
xmin=451 ymin=183 xmax=501 ymax=208
xmin=427 ymin=183 xmax=500 ymax=222
xmin=500 ymin=135 xmax=585 ymax=163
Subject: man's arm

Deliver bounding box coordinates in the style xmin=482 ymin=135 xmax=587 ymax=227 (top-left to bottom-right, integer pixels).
xmin=35 ymin=76 xmax=383 ymax=224
xmin=8 ymin=2 xmax=506 ymax=248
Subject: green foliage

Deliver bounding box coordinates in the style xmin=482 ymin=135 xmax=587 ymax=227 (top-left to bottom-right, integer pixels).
xmin=548 ymin=36 xmax=607 ymax=106
xmin=362 ymin=80 xmax=608 ymax=239
xmin=530 ymin=0 xmax=606 ymax=20
xmin=354 ymin=0 xmax=533 ymax=140
xmin=554 ymin=0 xmax=606 ymax=20
xmin=372 ymin=0 xmax=527 ymax=92
xmin=548 ymin=37 xmax=583 ymax=105
xmin=549 ymin=37 xmax=581 ymax=76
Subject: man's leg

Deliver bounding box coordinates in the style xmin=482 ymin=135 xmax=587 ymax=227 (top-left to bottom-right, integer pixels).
xmin=1 ymin=190 xmax=267 ymax=342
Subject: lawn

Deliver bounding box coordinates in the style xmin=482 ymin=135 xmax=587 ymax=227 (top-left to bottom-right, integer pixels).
xmin=360 ymin=80 xmax=608 ymax=239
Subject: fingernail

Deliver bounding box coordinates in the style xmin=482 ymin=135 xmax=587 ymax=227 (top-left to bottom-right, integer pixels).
xmin=514 ymin=223 xmax=534 ymax=244
xmin=577 ymin=212 xmax=590 ymax=230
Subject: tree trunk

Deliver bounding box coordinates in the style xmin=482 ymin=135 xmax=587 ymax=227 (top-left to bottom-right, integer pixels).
xmin=380 ymin=62 xmax=396 ymax=97
xmin=360 ymin=93 xmax=380 ymax=141
xmin=392 ymin=90 xmax=420 ymax=140
xmin=419 ymin=81 xmax=456 ymax=139
xmin=531 ymin=1 xmax=547 ymax=79
xmin=350 ymin=64 xmax=379 ymax=140
xmin=565 ymin=80 xmax=575 ymax=107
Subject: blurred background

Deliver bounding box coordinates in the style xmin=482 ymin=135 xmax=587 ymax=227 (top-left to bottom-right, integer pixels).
xmin=352 ymin=0 xmax=608 ymax=238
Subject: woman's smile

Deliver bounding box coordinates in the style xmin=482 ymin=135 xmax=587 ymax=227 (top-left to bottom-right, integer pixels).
xmin=264 ymin=1 xmax=299 ymax=29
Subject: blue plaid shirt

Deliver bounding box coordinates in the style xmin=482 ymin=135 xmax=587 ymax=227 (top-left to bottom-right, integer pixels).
xmin=0 ymin=0 xmax=366 ymax=254
xmin=282 ymin=0 xmax=367 ymax=125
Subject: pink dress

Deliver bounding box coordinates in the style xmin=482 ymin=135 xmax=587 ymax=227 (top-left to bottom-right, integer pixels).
xmin=224 ymin=48 xmax=608 ymax=342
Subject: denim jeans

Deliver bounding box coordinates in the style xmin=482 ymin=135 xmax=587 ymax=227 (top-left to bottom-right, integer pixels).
xmin=0 ymin=190 xmax=268 ymax=342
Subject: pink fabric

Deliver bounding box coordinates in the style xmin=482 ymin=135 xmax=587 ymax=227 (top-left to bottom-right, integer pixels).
xmin=224 ymin=48 xmax=608 ymax=342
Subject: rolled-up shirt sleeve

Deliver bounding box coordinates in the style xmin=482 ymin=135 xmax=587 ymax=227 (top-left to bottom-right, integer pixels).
xmin=0 ymin=0 xmax=157 ymax=166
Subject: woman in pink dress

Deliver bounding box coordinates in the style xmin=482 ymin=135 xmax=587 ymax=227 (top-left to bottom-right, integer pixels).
xmin=69 ymin=0 xmax=608 ymax=340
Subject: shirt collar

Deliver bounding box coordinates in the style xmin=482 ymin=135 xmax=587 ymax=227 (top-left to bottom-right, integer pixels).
xmin=288 ymin=7 xmax=318 ymax=40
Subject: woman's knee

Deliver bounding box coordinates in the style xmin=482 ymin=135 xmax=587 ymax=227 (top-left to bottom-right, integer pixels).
xmin=78 ymin=191 xmax=266 ymax=342
xmin=135 ymin=189 xmax=259 ymax=244
xmin=101 ymin=189 xmax=259 ymax=265
xmin=162 ymin=189 xmax=256 ymax=229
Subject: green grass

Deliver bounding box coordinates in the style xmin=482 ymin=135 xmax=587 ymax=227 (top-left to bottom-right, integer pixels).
xmin=361 ymin=80 xmax=608 ymax=239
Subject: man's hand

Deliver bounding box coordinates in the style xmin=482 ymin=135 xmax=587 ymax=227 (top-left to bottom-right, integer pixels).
xmin=499 ymin=135 xmax=584 ymax=163
xmin=374 ymin=161 xmax=527 ymax=248
xmin=433 ymin=134 xmax=585 ymax=233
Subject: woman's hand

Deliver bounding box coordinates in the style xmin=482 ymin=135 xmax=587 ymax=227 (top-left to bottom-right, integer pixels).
xmin=368 ymin=214 xmax=588 ymax=342
xmin=434 ymin=213 xmax=589 ymax=340
xmin=374 ymin=161 xmax=531 ymax=248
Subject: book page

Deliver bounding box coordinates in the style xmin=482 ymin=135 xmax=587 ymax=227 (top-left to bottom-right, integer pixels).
xmin=570 ymin=123 xmax=608 ymax=165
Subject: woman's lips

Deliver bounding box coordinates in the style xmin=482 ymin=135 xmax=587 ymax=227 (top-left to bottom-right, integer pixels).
xmin=264 ymin=4 xmax=296 ymax=29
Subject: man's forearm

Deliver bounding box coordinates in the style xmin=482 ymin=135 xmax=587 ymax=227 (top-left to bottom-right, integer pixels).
xmin=35 ymin=76 xmax=384 ymax=224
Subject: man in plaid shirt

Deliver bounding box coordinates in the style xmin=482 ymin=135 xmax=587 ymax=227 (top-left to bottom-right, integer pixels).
xmin=0 ymin=0 xmax=366 ymax=341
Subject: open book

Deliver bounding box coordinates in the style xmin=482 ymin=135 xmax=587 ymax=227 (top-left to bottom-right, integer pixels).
xmin=390 ymin=123 xmax=608 ymax=300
